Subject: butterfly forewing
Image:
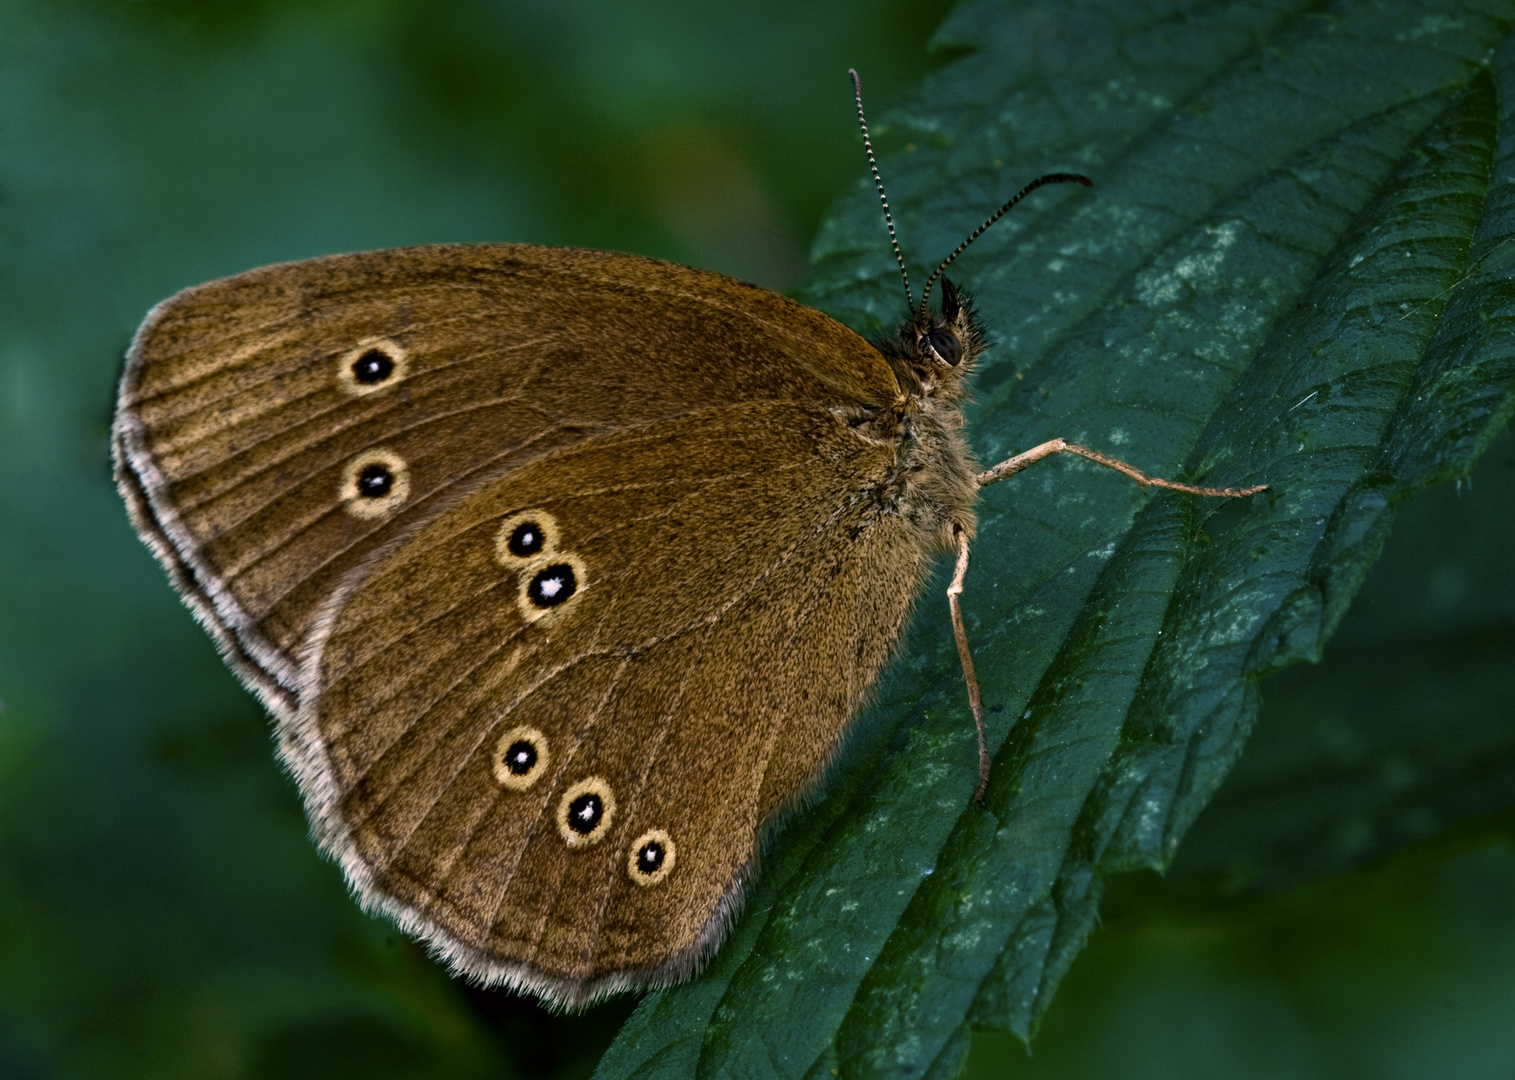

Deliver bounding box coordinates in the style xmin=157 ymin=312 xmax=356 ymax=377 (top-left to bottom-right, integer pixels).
xmin=114 ymin=245 xmax=898 ymax=714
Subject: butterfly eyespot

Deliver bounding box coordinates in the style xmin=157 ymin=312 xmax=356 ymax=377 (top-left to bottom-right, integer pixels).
xmin=557 ymin=777 xmax=616 ymax=847
xmin=340 ymin=449 xmax=410 ymax=519
xmin=515 ymin=553 xmax=587 ymax=622
xmin=494 ymin=509 xmax=561 ymax=566
xmin=527 ymin=565 xmax=576 ymax=606
xmin=357 ymin=464 xmax=393 ymax=497
xmin=336 ymin=338 xmax=408 ymax=395
xmin=627 ymin=829 xmax=676 ymax=886
xmin=492 ymin=725 xmax=550 ymax=790
xmin=352 ymin=350 xmax=393 ymax=384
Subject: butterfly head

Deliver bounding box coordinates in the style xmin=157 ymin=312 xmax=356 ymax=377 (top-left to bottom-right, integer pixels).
xmin=913 ymin=277 xmax=975 ymax=367
xmin=887 ymin=276 xmax=985 ymax=392
xmin=849 ymin=69 xmax=1090 ymax=393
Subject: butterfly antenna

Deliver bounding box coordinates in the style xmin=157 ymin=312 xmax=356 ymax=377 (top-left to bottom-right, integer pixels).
xmin=918 ymin=172 xmax=1093 ymax=319
xmin=849 ymin=69 xmax=913 ymax=313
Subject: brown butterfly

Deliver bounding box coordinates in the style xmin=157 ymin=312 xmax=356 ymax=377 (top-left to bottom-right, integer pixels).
xmin=112 ymin=71 xmax=1263 ymax=1008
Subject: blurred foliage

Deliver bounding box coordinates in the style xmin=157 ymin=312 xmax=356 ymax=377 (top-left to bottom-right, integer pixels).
xmin=1171 ymin=424 xmax=1515 ymax=899
xmin=1 ymin=2 xmax=1513 ymax=1080
xmin=968 ymin=820 xmax=1515 ymax=1080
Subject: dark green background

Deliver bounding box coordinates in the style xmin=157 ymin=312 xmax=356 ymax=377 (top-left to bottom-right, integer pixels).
xmin=1 ymin=2 xmax=1512 ymax=1078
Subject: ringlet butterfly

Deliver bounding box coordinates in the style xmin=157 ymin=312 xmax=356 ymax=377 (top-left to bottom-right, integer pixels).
xmin=112 ymin=71 xmax=1265 ymax=1008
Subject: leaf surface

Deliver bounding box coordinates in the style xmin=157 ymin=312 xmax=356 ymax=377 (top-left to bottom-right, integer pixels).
xmin=1170 ymin=421 xmax=1515 ymax=897
xmin=599 ymin=1 xmax=1515 ymax=1076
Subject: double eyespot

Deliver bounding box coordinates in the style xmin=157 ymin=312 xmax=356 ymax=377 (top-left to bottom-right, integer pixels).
xmin=335 ymin=338 xmax=413 ymax=520
xmin=494 ymin=508 xmax=587 ymax=621
xmin=551 ymin=776 xmax=677 ymax=886
xmin=340 ymin=448 xmax=410 ymax=519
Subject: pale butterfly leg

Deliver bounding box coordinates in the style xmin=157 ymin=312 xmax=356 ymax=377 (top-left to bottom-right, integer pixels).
xmin=949 ymin=439 xmax=1268 ymax=803
xmin=946 ymin=525 xmax=990 ymax=802
xmin=976 ymin=437 xmax=1268 ymax=497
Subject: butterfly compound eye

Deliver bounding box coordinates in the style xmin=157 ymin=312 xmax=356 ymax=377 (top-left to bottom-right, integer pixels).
xmin=627 ymin=829 xmax=676 ymax=886
xmin=557 ymin=777 xmax=616 ymax=847
xmin=493 ymin=725 xmax=550 ymax=790
xmin=921 ymin=329 xmax=963 ymax=366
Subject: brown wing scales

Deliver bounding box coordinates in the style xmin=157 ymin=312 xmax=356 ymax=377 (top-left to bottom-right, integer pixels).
xmin=115 ymin=244 xmax=898 ymax=715
xmin=298 ymin=406 xmax=923 ymax=999
xmin=116 ymin=243 xmax=920 ymax=1005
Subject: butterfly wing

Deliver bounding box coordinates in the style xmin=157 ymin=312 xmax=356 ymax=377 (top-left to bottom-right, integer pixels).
xmin=116 ymin=244 xmax=926 ymax=1004
xmin=298 ymin=402 xmax=925 ymax=1003
xmin=114 ymin=244 xmax=899 ymax=716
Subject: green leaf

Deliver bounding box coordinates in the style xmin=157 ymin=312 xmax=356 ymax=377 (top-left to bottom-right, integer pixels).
xmin=599 ymin=1 xmax=1515 ymax=1075
xmin=1170 ymin=420 xmax=1515 ymax=897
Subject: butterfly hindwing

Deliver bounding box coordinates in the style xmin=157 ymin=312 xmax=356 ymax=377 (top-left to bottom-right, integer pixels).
xmin=295 ymin=404 xmax=923 ymax=1001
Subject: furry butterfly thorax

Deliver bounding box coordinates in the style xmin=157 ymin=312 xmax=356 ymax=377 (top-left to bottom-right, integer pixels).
xmin=846 ymin=275 xmax=986 ymax=549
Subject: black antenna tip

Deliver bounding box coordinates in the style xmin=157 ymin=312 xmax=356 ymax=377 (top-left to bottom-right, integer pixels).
xmin=915 ymin=170 xmax=1093 ymax=318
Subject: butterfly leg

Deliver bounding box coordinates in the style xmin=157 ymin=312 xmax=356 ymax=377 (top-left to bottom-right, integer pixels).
xmin=954 ymin=443 xmax=1264 ymax=803
xmin=948 ymin=523 xmax=992 ymax=803
xmin=978 ymin=438 xmax=1267 ymax=497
